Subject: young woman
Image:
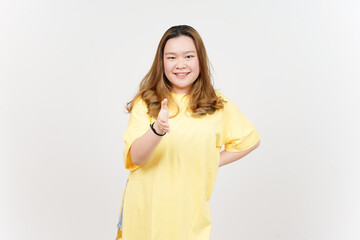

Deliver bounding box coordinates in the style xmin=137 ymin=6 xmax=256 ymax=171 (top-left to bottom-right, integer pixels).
xmin=116 ymin=25 xmax=261 ymax=240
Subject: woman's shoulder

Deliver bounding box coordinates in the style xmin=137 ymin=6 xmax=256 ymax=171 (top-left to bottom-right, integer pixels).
xmin=133 ymin=95 xmax=147 ymax=105
xmin=214 ymin=90 xmax=231 ymax=103
xmin=130 ymin=95 xmax=148 ymax=113
xmin=214 ymin=90 xmax=240 ymax=112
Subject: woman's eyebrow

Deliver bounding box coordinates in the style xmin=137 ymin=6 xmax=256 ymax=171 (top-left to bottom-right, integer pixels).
xmin=164 ymin=51 xmax=196 ymax=55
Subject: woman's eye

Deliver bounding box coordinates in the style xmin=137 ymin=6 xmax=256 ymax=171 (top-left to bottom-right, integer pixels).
xmin=186 ymin=55 xmax=194 ymax=59
xmin=167 ymin=57 xmax=175 ymax=59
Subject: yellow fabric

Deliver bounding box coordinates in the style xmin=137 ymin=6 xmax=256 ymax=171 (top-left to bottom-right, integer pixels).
xmin=116 ymin=91 xmax=261 ymax=240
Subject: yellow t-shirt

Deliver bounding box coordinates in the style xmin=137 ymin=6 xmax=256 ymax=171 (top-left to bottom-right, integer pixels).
xmin=116 ymin=91 xmax=261 ymax=240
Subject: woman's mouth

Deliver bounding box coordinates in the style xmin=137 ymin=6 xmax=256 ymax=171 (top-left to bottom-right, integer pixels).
xmin=174 ymin=72 xmax=190 ymax=79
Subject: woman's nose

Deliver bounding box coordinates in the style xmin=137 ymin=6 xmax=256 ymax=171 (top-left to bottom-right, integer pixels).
xmin=176 ymin=59 xmax=186 ymax=69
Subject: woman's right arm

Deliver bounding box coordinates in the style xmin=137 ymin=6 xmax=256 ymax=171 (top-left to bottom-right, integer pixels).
xmin=130 ymin=99 xmax=169 ymax=166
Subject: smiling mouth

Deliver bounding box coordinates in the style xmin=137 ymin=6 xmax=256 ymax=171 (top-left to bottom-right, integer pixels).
xmin=174 ymin=72 xmax=190 ymax=76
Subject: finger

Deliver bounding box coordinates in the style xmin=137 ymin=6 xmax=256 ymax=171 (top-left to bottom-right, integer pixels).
xmin=157 ymin=120 xmax=169 ymax=128
xmin=160 ymin=118 xmax=168 ymax=124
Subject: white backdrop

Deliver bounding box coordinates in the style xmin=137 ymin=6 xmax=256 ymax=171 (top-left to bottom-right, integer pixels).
xmin=1 ymin=0 xmax=359 ymax=239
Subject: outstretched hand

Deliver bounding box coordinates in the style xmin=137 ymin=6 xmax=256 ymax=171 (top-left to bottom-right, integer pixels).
xmin=154 ymin=98 xmax=170 ymax=134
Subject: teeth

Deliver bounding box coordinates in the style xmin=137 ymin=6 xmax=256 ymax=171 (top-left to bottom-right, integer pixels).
xmin=176 ymin=73 xmax=188 ymax=75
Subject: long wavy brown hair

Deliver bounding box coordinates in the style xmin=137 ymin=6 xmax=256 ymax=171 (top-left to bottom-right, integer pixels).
xmin=126 ymin=25 xmax=226 ymax=118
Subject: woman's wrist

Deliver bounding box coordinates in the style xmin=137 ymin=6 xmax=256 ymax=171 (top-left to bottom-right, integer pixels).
xmin=153 ymin=121 xmax=166 ymax=135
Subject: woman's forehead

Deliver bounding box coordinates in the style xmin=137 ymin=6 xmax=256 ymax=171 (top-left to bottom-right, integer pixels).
xmin=164 ymin=36 xmax=196 ymax=54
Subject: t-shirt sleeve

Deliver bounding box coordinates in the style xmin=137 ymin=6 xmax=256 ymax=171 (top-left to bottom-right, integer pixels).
xmin=221 ymin=96 xmax=261 ymax=152
xmin=123 ymin=96 xmax=152 ymax=171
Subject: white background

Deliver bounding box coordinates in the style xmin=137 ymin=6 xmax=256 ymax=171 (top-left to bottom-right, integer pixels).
xmin=1 ymin=0 xmax=359 ymax=239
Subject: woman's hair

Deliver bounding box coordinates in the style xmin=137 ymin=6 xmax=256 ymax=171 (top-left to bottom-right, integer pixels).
xmin=126 ymin=25 xmax=226 ymax=118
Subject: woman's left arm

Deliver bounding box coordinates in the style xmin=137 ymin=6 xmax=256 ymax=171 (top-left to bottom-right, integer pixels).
xmin=219 ymin=140 xmax=260 ymax=167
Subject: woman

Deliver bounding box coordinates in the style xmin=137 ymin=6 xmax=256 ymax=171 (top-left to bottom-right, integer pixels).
xmin=116 ymin=25 xmax=261 ymax=240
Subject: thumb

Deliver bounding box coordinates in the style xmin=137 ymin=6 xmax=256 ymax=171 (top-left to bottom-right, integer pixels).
xmin=161 ymin=98 xmax=168 ymax=109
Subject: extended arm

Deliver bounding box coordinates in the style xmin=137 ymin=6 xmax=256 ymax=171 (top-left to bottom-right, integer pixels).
xmin=219 ymin=140 xmax=260 ymax=167
xmin=130 ymin=99 xmax=170 ymax=166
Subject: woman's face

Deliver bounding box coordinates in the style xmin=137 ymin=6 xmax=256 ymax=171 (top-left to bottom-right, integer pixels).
xmin=163 ymin=36 xmax=200 ymax=94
